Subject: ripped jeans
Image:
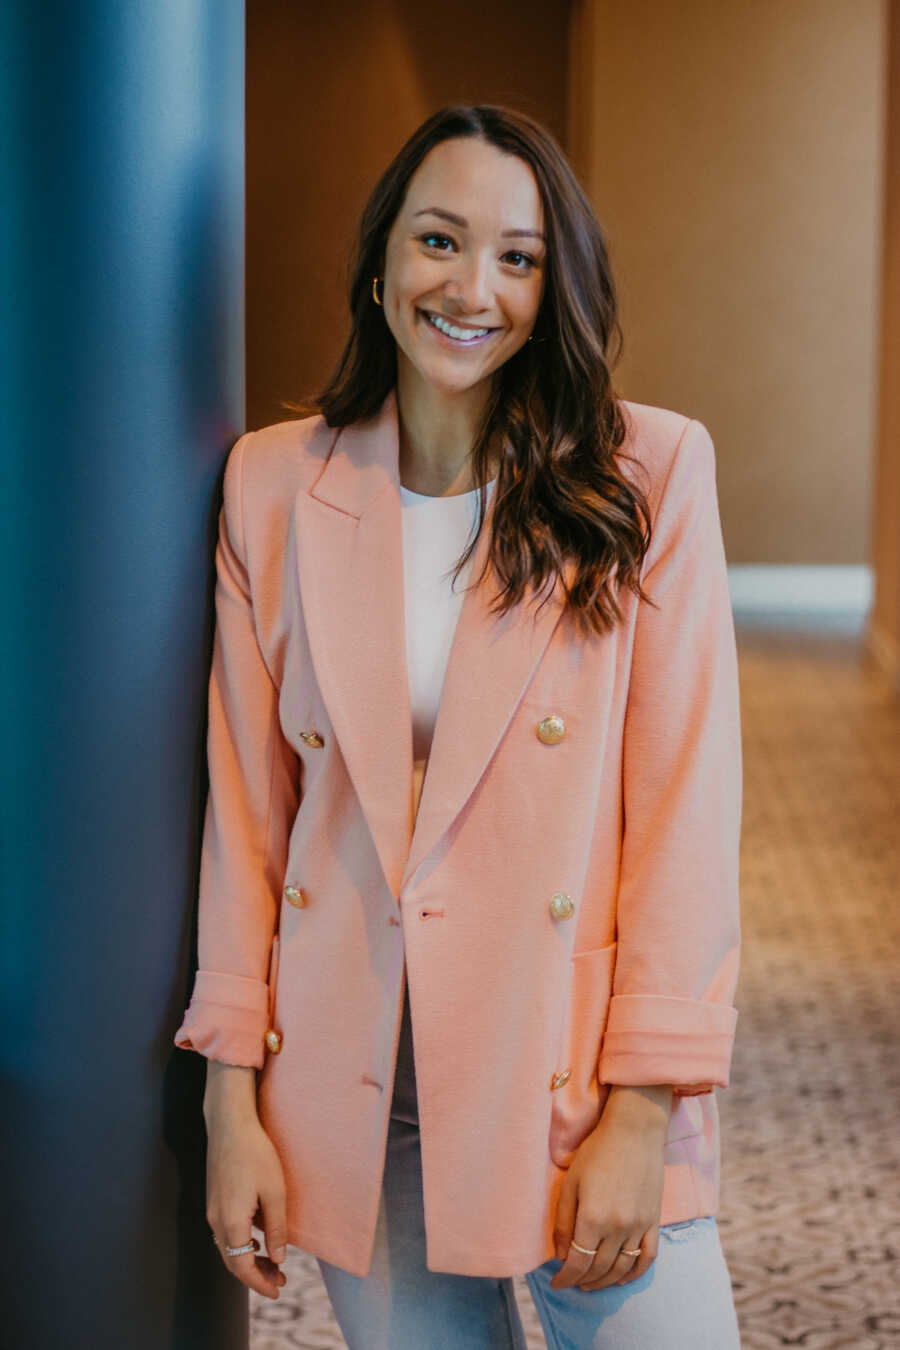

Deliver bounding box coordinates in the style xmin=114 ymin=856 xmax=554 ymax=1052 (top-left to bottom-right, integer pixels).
xmin=318 ymin=982 xmax=742 ymax=1349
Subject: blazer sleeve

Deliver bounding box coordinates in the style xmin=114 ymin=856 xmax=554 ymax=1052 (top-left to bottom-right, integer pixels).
xmin=173 ymin=431 xmax=300 ymax=1069
xmin=597 ymin=418 xmax=742 ymax=1098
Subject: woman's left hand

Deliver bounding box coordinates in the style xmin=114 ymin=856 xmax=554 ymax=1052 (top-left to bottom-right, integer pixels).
xmin=550 ymin=1094 xmax=668 ymax=1291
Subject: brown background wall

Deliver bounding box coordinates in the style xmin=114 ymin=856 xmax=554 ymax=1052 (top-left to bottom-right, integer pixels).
xmin=871 ymin=0 xmax=900 ymax=682
xmin=247 ymin=1 xmax=896 ymax=678
xmin=570 ymin=0 xmax=886 ymax=567
xmin=246 ymin=0 xmax=569 ymax=431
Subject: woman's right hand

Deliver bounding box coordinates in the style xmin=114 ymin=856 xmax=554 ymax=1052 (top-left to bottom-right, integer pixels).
xmin=204 ymin=1063 xmax=289 ymax=1300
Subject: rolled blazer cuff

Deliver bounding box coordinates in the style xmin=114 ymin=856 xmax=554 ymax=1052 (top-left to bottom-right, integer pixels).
xmin=597 ymin=993 xmax=738 ymax=1095
xmin=173 ymin=969 xmax=270 ymax=1069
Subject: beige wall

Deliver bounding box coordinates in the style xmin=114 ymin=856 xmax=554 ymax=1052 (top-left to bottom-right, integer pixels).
xmin=569 ymin=0 xmax=887 ymax=568
xmin=247 ymin=2 xmax=897 ymax=682
xmin=870 ymin=1 xmax=900 ymax=685
xmin=246 ymin=0 xmax=569 ymax=432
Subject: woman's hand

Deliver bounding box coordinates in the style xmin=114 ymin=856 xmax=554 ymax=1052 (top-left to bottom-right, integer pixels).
xmin=551 ymin=1085 xmax=671 ymax=1292
xmin=205 ymin=1069 xmax=289 ymax=1301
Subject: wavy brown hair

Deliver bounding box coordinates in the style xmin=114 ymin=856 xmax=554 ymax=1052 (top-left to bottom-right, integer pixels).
xmin=283 ymin=103 xmax=656 ymax=639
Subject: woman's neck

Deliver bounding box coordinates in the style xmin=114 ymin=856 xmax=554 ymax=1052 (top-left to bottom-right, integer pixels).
xmin=395 ymin=367 xmax=497 ymax=496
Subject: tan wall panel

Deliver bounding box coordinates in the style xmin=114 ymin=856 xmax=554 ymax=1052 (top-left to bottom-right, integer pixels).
xmin=573 ymin=0 xmax=887 ymax=565
xmin=870 ymin=1 xmax=900 ymax=681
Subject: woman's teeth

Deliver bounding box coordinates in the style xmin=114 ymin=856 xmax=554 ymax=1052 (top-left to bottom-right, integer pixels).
xmin=423 ymin=311 xmax=493 ymax=343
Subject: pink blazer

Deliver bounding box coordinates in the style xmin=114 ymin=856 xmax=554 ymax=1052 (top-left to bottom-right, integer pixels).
xmin=173 ymin=387 xmax=742 ymax=1279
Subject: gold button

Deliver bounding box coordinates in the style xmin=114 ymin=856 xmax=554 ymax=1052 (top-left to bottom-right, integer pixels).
xmin=283 ymin=885 xmax=307 ymax=908
xmin=550 ymin=1068 xmax=571 ymax=1090
xmin=265 ymin=1029 xmax=282 ymax=1054
xmin=300 ymin=729 xmax=324 ymax=748
xmin=536 ymin=715 xmax=566 ymax=744
xmin=549 ymin=892 xmax=574 ymax=920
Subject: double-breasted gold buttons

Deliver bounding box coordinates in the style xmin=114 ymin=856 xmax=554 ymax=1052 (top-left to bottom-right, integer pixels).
xmin=300 ymin=729 xmax=324 ymax=748
xmin=549 ymin=892 xmax=574 ymax=920
xmin=550 ymin=1068 xmax=571 ymax=1090
xmin=283 ymin=885 xmax=307 ymax=908
xmin=265 ymin=1029 xmax=283 ymax=1054
xmin=536 ymin=714 xmax=566 ymax=744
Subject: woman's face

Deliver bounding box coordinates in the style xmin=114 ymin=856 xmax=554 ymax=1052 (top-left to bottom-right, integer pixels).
xmin=381 ymin=137 xmax=546 ymax=400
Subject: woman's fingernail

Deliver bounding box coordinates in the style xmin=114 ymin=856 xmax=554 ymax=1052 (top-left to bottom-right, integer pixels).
xmin=273 ymin=1245 xmax=286 ymax=1262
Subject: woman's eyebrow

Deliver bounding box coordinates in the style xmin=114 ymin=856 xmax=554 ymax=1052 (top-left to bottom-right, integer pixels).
xmin=412 ymin=206 xmax=545 ymax=241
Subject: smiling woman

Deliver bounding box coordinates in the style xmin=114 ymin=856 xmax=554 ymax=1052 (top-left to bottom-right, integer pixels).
xmin=182 ymin=103 xmax=742 ymax=1350
xmin=283 ymin=104 xmax=655 ymax=629
xmin=378 ymin=136 xmax=549 ymax=490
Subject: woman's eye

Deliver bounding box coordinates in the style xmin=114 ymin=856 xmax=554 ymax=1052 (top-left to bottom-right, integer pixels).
xmin=503 ymin=251 xmax=536 ymax=271
xmin=420 ymin=232 xmax=453 ymax=251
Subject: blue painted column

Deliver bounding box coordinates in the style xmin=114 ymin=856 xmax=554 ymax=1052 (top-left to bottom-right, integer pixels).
xmin=0 ymin=4 xmax=248 ymax=1346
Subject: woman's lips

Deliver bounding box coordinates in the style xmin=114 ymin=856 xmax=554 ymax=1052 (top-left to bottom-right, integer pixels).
xmin=417 ymin=308 xmax=500 ymax=348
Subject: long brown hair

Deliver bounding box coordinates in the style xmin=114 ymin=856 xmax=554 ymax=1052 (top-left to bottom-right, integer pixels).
xmin=283 ymin=104 xmax=656 ymax=639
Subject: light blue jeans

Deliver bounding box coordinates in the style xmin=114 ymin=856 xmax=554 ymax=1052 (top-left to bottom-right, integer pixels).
xmin=317 ymin=986 xmax=742 ymax=1348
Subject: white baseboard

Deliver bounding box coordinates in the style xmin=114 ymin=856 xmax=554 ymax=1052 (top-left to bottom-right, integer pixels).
xmin=727 ymin=565 xmax=872 ymax=618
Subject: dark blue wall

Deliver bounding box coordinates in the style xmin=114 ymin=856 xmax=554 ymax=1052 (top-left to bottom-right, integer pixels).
xmin=0 ymin=4 xmax=248 ymax=1345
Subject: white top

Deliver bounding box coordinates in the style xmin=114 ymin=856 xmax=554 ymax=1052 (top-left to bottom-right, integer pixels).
xmin=398 ymin=475 xmax=498 ymax=818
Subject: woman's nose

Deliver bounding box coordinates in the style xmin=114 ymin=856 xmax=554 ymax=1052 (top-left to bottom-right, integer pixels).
xmin=444 ymin=258 xmax=493 ymax=314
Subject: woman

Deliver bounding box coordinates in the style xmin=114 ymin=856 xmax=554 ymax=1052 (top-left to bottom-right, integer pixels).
xmin=174 ymin=104 xmax=743 ymax=1347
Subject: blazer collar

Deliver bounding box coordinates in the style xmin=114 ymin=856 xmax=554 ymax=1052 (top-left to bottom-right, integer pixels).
xmin=294 ymin=385 xmax=566 ymax=901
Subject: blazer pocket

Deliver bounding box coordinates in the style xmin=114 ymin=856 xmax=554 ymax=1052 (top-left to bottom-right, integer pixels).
xmin=548 ymin=941 xmax=617 ymax=1168
xmin=267 ymin=933 xmax=281 ymax=1023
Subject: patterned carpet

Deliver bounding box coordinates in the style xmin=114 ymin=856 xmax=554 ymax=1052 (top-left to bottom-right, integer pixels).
xmin=250 ymin=612 xmax=900 ymax=1348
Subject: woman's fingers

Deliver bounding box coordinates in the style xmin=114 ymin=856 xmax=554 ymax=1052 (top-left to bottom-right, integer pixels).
xmin=551 ymin=1226 xmax=619 ymax=1289
xmin=577 ymin=1232 xmax=642 ymax=1289
xmin=552 ymin=1184 xmax=578 ymax=1263
xmin=615 ymin=1227 xmax=658 ymax=1286
xmin=215 ymin=1228 xmax=283 ymax=1299
xmin=581 ymin=1227 xmax=659 ymax=1289
xmin=551 ymin=1221 xmax=660 ymax=1290
xmin=257 ymin=1253 xmax=288 ymax=1288
xmin=258 ymin=1182 xmax=288 ymax=1265
xmin=550 ymin=1238 xmax=596 ymax=1290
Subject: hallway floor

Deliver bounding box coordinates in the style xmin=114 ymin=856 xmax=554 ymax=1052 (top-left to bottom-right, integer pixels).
xmin=250 ymin=614 xmax=900 ymax=1348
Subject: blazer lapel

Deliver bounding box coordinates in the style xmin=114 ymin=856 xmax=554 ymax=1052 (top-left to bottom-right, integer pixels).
xmin=294 ymin=386 xmax=567 ymax=903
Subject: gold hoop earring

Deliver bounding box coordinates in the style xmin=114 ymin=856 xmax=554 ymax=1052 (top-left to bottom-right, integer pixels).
xmin=372 ymin=275 xmax=383 ymax=306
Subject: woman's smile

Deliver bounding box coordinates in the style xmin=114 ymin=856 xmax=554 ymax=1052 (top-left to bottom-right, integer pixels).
xmin=417 ymin=307 xmax=501 ymax=349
